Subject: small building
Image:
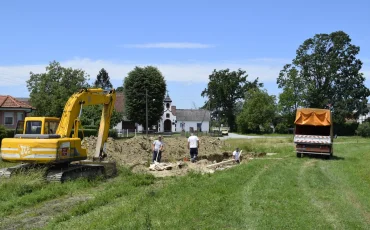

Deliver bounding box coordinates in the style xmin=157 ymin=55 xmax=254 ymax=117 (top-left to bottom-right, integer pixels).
xmin=157 ymin=93 xmax=210 ymax=133
xmin=357 ymin=103 xmax=370 ymax=124
xmin=112 ymin=92 xmax=138 ymax=131
xmin=113 ymin=92 xmax=211 ymax=133
xmin=158 ymin=94 xmax=177 ymax=132
xmin=0 ymin=95 xmax=35 ymax=129
xmin=175 ymin=109 xmax=211 ymax=133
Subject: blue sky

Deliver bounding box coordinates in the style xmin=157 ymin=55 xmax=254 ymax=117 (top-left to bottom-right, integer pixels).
xmin=0 ymin=0 xmax=369 ymax=109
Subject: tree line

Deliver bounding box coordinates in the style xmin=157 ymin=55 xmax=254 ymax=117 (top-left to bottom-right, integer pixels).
xmin=201 ymin=31 xmax=370 ymax=135
xmin=25 ymin=30 xmax=369 ymax=135
xmin=26 ymin=63 xmax=167 ymax=130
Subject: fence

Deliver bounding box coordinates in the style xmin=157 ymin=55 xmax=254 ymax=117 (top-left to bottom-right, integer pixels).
xmin=114 ymin=129 xmax=223 ymax=138
xmin=116 ymin=129 xmax=137 ymax=138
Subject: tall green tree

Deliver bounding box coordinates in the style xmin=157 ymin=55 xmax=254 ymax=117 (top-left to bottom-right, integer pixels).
xmin=123 ymin=66 xmax=166 ymax=129
xmin=277 ymin=65 xmax=304 ymax=125
xmin=80 ymin=68 xmax=121 ymax=128
xmin=116 ymin=86 xmax=124 ymax=92
xmin=27 ymin=61 xmax=90 ymax=117
xmin=94 ymin=68 xmax=113 ymax=89
xmin=80 ymin=106 xmax=122 ymax=129
xmin=237 ymin=88 xmax=276 ymax=133
xmin=277 ymin=31 xmax=370 ymax=123
xmin=201 ymin=68 xmax=262 ymax=131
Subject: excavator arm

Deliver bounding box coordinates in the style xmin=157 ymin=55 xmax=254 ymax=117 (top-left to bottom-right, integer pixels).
xmin=56 ymin=88 xmax=116 ymax=160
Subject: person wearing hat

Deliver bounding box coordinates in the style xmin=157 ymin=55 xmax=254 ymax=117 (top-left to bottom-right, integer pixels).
xmin=152 ymin=135 xmax=164 ymax=163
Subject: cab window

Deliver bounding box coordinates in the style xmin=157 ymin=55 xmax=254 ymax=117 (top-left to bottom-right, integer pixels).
xmin=25 ymin=121 xmax=42 ymax=134
xmin=48 ymin=121 xmax=59 ymax=134
xmin=15 ymin=120 xmax=24 ymax=135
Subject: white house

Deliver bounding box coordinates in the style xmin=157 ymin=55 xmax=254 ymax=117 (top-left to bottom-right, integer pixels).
xmin=176 ymin=109 xmax=211 ymax=133
xmin=157 ymin=93 xmax=211 ymax=133
xmin=114 ymin=92 xmax=211 ymax=133
xmin=357 ymin=103 xmax=370 ymax=124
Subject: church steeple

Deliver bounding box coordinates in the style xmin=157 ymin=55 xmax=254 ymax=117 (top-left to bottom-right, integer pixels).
xmin=164 ymin=90 xmax=172 ymax=102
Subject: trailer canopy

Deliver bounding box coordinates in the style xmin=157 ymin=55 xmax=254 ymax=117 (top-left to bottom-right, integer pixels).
xmin=294 ymin=108 xmax=331 ymax=126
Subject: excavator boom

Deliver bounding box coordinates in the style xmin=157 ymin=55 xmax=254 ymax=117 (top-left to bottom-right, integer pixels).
xmin=56 ymin=88 xmax=116 ymax=159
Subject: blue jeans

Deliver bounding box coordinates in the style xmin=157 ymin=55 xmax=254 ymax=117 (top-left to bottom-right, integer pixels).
xmin=152 ymin=150 xmax=162 ymax=162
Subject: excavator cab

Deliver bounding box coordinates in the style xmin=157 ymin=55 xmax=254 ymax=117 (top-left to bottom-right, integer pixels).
xmin=15 ymin=117 xmax=60 ymax=136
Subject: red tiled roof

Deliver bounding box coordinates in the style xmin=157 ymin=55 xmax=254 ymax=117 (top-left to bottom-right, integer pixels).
xmin=114 ymin=92 xmax=125 ymax=113
xmin=0 ymin=95 xmax=35 ymax=109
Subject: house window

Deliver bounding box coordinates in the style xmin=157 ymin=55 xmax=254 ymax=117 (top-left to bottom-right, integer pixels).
xmin=4 ymin=112 xmax=14 ymax=125
xmin=166 ymin=103 xmax=170 ymax=109
xmin=17 ymin=112 xmax=24 ymax=122
xmin=166 ymin=113 xmax=170 ymax=118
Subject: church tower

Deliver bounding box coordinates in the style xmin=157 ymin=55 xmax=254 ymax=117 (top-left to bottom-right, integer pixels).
xmin=164 ymin=92 xmax=172 ymax=112
xmin=159 ymin=91 xmax=176 ymax=133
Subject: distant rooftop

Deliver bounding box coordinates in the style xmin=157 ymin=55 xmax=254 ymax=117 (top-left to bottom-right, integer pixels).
xmin=176 ymin=109 xmax=211 ymax=121
xmin=0 ymin=95 xmax=35 ymax=109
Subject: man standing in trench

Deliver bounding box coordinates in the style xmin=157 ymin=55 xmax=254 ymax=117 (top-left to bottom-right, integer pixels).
xmin=152 ymin=135 xmax=164 ymax=163
xmin=187 ymin=133 xmax=199 ymax=163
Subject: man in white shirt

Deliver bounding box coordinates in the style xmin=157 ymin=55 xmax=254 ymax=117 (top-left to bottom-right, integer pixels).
xmin=187 ymin=133 xmax=199 ymax=163
xmin=152 ymin=136 xmax=164 ymax=163
xmin=233 ymin=147 xmax=241 ymax=164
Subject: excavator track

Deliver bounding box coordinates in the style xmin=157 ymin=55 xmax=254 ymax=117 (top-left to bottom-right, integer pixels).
xmin=0 ymin=163 xmax=112 ymax=183
xmin=46 ymin=164 xmax=105 ymax=183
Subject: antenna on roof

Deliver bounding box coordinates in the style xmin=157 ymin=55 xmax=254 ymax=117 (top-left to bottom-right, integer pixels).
xmin=192 ymin=101 xmax=197 ymax=110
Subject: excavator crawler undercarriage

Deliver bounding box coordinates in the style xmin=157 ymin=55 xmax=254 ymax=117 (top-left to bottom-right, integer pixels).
xmin=0 ymin=160 xmax=117 ymax=183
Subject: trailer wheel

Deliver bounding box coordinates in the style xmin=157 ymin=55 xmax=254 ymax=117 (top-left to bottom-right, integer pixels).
xmin=296 ymin=152 xmax=302 ymax=158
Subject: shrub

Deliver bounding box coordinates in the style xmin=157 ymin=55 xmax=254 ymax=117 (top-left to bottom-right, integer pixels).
xmin=71 ymin=129 xmax=118 ymax=138
xmin=261 ymin=123 xmax=273 ymax=134
xmin=6 ymin=129 xmax=16 ymax=138
xmin=356 ymin=122 xmax=370 ymax=137
xmin=275 ymin=123 xmax=289 ymax=134
xmin=334 ymin=122 xmax=359 ymax=136
xmin=82 ymin=125 xmax=98 ymax=130
xmin=109 ymin=129 xmax=118 ymax=138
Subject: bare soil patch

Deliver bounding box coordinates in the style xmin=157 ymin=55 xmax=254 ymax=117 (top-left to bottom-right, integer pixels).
xmin=81 ymin=136 xmax=257 ymax=177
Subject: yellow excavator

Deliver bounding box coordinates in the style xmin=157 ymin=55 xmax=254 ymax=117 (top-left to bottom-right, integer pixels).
xmin=0 ymin=88 xmax=117 ymax=182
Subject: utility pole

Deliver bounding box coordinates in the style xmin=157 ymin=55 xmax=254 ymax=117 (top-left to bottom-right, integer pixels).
xmin=146 ymin=89 xmax=148 ymax=137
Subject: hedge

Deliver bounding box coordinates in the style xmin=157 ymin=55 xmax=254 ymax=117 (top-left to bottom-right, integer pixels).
xmin=356 ymin=122 xmax=370 ymax=137
xmin=333 ymin=122 xmax=359 ymax=136
xmin=81 ymin=125 xmax=99 ymax=130
xmin=71 ymin=129 xmax=118 ymax=138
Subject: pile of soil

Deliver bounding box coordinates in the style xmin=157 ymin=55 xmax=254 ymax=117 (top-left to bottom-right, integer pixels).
xmin=81 ymin=135 xmax=228 ymax=167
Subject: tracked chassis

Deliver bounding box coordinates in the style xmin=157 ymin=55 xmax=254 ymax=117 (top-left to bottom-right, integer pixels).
xmin=0 ymin=161 xmax=116 ymax=183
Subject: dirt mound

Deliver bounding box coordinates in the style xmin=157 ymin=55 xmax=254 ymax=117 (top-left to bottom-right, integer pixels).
xmin=81 ymin=135 xmax=227 ymax=167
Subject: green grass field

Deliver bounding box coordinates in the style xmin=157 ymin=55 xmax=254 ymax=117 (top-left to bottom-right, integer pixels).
xmin=1 ymin=137 xmax=370 ymax=229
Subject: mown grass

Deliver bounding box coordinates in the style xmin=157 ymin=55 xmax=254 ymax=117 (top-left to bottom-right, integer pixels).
xmin=0 ymin=166 xmax=103 ymax=217
xmin=2 ymin=137 xmax=370 ymax=229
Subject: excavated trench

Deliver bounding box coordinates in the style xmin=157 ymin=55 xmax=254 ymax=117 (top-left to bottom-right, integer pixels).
xmin=81 ymin=136 xmax=268 ymax=177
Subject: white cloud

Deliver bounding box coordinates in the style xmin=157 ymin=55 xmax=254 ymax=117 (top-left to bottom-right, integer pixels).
xmin=1 ymin=57 xmax=369 ymax=90
xmin=0 ymin=65 xmax=46 ymax=86
xmin=120 ymin=42 xmax=215 ymax=49
xmin=60 ymin=58 xmax=283 ymax=84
